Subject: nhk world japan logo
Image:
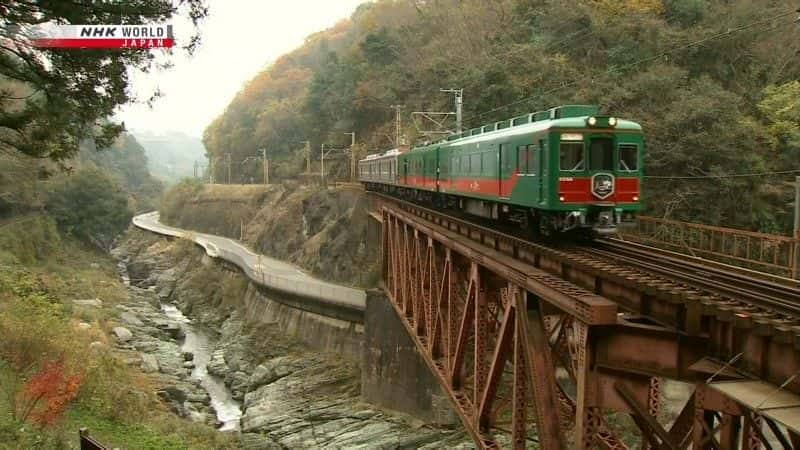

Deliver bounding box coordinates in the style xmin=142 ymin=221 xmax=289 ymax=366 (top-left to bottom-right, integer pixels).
xmin=30 ymin=25 xmax=173 ymax=49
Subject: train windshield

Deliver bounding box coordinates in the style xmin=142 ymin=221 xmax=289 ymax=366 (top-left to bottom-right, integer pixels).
xmin=589 ymin=137 xmax=614 ymax=171
xmin=559 ymin=142 xmax=584 ymax=171
xmin=619 ymin=144 xmax=638 ymax=171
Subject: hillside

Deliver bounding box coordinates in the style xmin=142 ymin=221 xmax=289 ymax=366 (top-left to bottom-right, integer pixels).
xmin=0 ymin=132 xmax=163 ymax=258
xmin=203 ymin=0 xmax=800 ymax=233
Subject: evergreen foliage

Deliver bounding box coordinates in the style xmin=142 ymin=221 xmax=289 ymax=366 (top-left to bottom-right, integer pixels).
xmin=45 ymin=168 xmax=133 ymax=251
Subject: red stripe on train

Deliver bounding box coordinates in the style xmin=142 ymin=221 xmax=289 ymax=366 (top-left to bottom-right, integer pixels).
xmin=558 ymin=177 xmax=639 ymax=203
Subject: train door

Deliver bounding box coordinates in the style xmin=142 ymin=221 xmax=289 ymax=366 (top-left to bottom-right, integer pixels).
xmin=537 ymin=140 xmax=546 ymax=204
xmin=402 ymin=158 xmax=409 ymax=185
xmin=434 ymin=147 xmax=440 ymax=192
xmin=498 ymin=144 xmax=506 ymax=197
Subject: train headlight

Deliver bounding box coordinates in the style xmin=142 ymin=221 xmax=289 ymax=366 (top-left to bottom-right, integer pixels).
xmin=587 ymin=117 xmax=597 ymax=126
xmin=633 ymin=195 xmax=639 ymax=201
xmin=559 ymin=195 xmax=565 ymax=202
xmin=608 ymin=117 xmax=617 ymax=126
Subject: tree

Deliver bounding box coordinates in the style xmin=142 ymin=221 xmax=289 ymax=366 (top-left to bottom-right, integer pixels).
xmin=45 ymin=168 xmax=133 ymax=250
xmin=0 ymin=1 xmax=208 ymax=162
xmin=17 ymin=358 xmax=82 ymax=427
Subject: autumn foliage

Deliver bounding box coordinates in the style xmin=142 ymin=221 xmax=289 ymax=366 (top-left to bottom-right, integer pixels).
xmin=16 ymin=358 xmax=82 ymax=427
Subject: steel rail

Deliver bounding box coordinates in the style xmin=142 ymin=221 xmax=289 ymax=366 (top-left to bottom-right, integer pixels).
xmin=606 ymin=237 xmax=800 ymax=289
xmin=598 ymin=239 xmax=800 ymax=294
xmin=584 ymin=243 xmax=800 ymax=318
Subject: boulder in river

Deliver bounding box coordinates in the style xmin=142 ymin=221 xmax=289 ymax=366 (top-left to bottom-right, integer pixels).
xmin=164 ymin=323 xmax=185 ymax=340
xmin=207 ymin=349 xmax=228 ymax=376
xmin=112 ymin=326 xmax=133 ymax=342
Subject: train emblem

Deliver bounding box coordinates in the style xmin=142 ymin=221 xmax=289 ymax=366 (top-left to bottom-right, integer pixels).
xmin=591 ymin=173 xmax=614 ymax=200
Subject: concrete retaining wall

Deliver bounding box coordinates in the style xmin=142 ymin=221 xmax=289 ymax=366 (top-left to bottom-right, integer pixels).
xmin=242 ymin=283 xmax=364 ymax=361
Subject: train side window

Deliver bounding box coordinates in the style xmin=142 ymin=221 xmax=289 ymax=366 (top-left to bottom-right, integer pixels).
xmin=619 ymin=144 xmax=638 ymax=171
xmin=589 ymin=138 xmax=614 ymax=171
xmin=516 ymin=146 xmax=525 ymax=173
xmin=482 ymin=152 xmax=492 ymax=174
xmin=500 ymin=144 xmax=510 ymax=174
xmin=526 ymin=145 xmax=538 ymax=175
xmin=560 ymin=142 xmax=585 ymax=171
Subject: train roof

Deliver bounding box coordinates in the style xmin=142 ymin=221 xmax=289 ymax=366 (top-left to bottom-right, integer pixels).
xmin=360 ymin=105 xmax=643 ymax=161
xmin=404 ymin=105 xmax=641 ymax=153
xmin=360 ymin=149 xmax=399 ymax=161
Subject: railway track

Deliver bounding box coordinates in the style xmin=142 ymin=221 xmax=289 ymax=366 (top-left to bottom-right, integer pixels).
xmin=586 ymin=238 xmax=800 ymax=317
xmin=368 ymin=191 xmax=800 ymax=324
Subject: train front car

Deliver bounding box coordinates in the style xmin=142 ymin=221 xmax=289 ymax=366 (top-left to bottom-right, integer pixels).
xmin=359 ymin=104 xmax=643 ymax=239
xmin=547 ymin=105 xmax=643 ymax=236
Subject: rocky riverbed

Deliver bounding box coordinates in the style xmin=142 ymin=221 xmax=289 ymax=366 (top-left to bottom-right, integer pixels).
xmin=106 ymin=257 xmax=237 ymax=429
xmin=112 ymin=228 xmax=471 ymax=448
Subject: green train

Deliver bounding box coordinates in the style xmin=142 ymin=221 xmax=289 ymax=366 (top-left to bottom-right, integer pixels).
xmin=358 ymin=105 xmax=643 ymax=236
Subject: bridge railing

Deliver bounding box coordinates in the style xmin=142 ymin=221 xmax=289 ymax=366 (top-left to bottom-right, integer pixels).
xmin=620 ymin=216 xmax=799 ymax=278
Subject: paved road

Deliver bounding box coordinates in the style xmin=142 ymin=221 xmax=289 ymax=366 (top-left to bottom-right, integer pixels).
xmin=133 ymin=212 xmax=366 ymax=312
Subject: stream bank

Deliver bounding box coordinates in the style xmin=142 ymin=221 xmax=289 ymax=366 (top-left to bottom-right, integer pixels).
xmin=114 ymin=227 xmax=471 ymax=448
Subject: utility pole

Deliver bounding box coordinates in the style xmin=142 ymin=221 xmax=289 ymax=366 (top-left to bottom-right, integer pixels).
xmin=344 ymin=132 xmax=355 ymax=182
xmin=261 ymin=148 xmax=269 ymax=184
xmin=208 ymin=156 xmax=214 ymax=183
xmin=391 ymin=104 xmax=405 ymax=146
xmin=225 ymin=152 xmax=231 ymax=184
xmin=794 ymin=176 xmax=800 ymax=278
xmin=298 ymin=141 xmax=311 ymax=174
xmin=306 ymin=141 xmax=311 ymax=174
xmin=441 ymin=88 xmax=463 ymax=133
xmin=320 ymin=143 xmax=325 ymax=187
xmin=193 ymin=160 xmax=198 ymax=178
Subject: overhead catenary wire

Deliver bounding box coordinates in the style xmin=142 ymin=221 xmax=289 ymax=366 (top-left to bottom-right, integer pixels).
xmin=462 ymin=8 xmax=799 ymax=127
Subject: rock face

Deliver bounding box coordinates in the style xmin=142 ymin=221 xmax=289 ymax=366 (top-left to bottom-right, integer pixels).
xmin=248 ymin=356 xmax=297 ymax=389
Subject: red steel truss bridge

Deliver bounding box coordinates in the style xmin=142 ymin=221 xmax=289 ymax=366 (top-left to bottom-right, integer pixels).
xmin=371 ymin=193 xmax=800 ymax=450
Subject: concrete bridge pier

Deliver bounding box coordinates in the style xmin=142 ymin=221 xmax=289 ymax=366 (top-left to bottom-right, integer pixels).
xmin=362 ymin=290 xmax=456 ymax=425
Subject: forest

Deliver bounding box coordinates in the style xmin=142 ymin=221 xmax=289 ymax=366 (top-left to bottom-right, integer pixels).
xmin=203 ymin=0 xmax=800 ymax=234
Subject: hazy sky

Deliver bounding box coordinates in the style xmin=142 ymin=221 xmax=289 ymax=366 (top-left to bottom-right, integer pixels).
xmin=117 ymin=1 xmax=366 ymax=138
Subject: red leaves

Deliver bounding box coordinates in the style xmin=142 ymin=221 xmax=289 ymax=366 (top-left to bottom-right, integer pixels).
xmin=18 ymin=358 xmax=82 ymax=427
